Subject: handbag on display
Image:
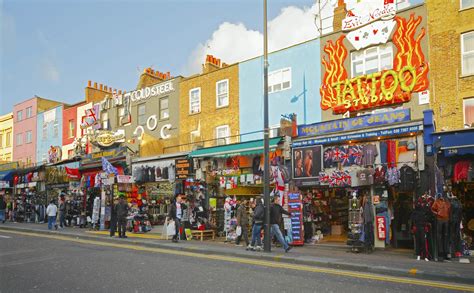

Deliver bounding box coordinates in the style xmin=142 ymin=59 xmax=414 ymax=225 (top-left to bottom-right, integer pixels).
xmin=167 ymin=220 xmax=176 ymax=236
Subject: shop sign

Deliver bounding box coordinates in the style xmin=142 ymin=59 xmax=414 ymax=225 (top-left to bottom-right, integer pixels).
xmin=175 ymin=159 xmax=192 ymax=179
xmin=117 ymin=175 xmax=134 ymax=184
xmin=125 ymin=81 xmax=174 ymax=103
xmin=292 ymin=145 xmax=323 ymax=180
xmin=376 ymin=216 xmax=386 ymax=240
xmin=321 ymin=14 xmax=429 ymax=114
xmin=418 ymin=90 xmax=429 ymax=105
xmin=0 ymin=181 xmax=10 ymax=188
xmin=0 ymin=162 xmax=18 ymax=172
xmin=133 ymin=120 xmax=172 ymax=140
xmin=82 ymin=147 xmax=126 ymax=165
xmin=342 ymin=0 xmax=396 ymax=31
xmin=293 ymin=124 xmax=422 ymax=147
xmin=298 ymin=109 xmax=410 ymax=137
xmin=90 ymin=130 xmax=125 ymax=147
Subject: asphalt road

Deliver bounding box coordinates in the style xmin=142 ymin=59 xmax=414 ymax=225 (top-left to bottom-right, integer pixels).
xmin=0 ymin=232 xmax=472 ymax=293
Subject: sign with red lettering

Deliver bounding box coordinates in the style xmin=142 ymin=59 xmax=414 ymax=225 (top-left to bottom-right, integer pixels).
xmin=376 ymin=216 xmax=386 ymax=240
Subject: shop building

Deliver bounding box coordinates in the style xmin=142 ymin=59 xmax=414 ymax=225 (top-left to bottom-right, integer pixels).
xmin=62 ymin=101 xmax=86 ymax=160
xmin=36 ymin=105 xmax=64 ymax=164
xmin=178 ymin=55 xmax=240 ymax=152
xmin=426 ymin=0 xmax=474 ymax=131
xmin=13 ymin=96 xmax=61 ymax=167
xmin=238 ymin=38 xmax=322 ymax=141
xmin=0 ymin=113 xmax=14 ymax=163
xmin=292 ymin=1 xmax=431 ymax=249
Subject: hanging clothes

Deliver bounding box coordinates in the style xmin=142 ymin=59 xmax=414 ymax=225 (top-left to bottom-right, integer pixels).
xmin=453 ymin=160 xmax=470 ymax=183
xmin=399 ymin=165 xmax=416 ymax=192
xmin=386 ymin=140 xmax=397 ymax=168
xmin=362 ymin=144 xmax=378 ymax=166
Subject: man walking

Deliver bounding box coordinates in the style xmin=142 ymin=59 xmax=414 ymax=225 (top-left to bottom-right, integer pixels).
xmin=248 ymin=198 xmax=264 ymax=251
xmin=116 ymin=196 xmax=129 ymax=238
xmin=0 ymin=196 xmax=6 ymax=223
xmin=235 ymin=199 xmax=249 ymax=247
xmin=168 ymin=195 xmax=183 ymax=243
xmin=270 ymin=195 xmax=292 ymax=252
xmin=58 ymin=196 xmax=67 ymax=228
xmin=46 ymin=200 xmax=58 ymax=230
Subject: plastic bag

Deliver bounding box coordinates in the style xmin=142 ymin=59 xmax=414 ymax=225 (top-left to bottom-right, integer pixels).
xmin=236 ymin=225 xmax=242 ymax=236
xmin=167 ymin=220 xmax=176 ymax=236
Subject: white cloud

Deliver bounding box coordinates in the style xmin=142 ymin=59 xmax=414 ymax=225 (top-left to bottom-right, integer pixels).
xmin=41 ymin=59 xmax=60 ymax=82
xmin=184 ymin=2 xmax=336 ymax=75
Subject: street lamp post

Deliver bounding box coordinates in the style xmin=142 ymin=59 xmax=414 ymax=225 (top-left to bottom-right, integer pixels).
xmin=263 ymin=0 xmax=271 ymax=252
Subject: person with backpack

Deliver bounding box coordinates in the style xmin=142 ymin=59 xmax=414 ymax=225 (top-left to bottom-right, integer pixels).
xmin=248 ymin=198 xmax=264 ymax=251
xmin=270 ymin=194 xmax=292 ymax=252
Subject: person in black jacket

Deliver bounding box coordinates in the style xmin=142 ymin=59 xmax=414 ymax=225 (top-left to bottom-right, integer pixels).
xmin=115 ymin=196 xmax=129 ymax=238
xmin=168 ymin=195 xmax=183 ymax=243
xmin=109 ymin=198 xmax=118 ymax=237
xmin=248 ymin=198 xmax=264 ymax=251
xmin=270 ymin=195 xmax=291 ymax=252
xmin=411 ymin=204 xmax=428 ymax=261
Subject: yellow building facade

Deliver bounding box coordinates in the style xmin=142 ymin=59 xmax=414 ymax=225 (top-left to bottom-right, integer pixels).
xmin=427 ymin=0 xmax=474 ymax=130
xmin=178 ymin=55 xmax=240 ymax=152
xmin=0 ymin=113 xmax=14 ymax=162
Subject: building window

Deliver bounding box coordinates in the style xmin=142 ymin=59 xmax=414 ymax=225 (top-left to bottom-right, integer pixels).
xmin=351 ymin=43 xmax=393 ymax=77
xmin=17 ymin=110 xmax=23 ymax=122
xmin=138 ymin=104 xmax=146 ymax=125
xmin=216 ymin=79 xmax=229 ymax=108
xmin=268 ymin=68 xmax=292 ymax=93
xmin=26 ymin=131 xmax=32 ymax=144
xmin=462 ymin=32 xmax=474 ymax=76
xmin=26 ymin=106 xmax=32 ymax=118
xmin=6 ymin=131 xmax=11 ymax=147
xmin=215 ymin=125 xmax=230 ymax=146
xmin=17 ymin=133 xmax=23 ymax=146
xmin=464 ymin=98 xmax=474 ymax=126
xmin=160 ymin=97 xmax=169 ymax=120
xmin=68 ymin=119 xmax=75 ymax=138
xmin=461 ymin=0 xmax=474 ymax=9
xmin=101 ymin=112 xmax=109 ymax=130
xmin=0 ymin=134 xmax=3 ymax=147
xmin=189 ymin=88 xmax=201 ymax=114
xmin=53 ymin=120 xmax=59 ymax=138
xmin=42 ymin=123 xmax=47 ymax=140
xmin=269 ymin=125 xmax=280 ymax=138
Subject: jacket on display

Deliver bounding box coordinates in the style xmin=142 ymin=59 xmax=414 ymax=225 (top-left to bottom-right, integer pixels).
xmin=431 ymin=198 xmax=451 ymax=221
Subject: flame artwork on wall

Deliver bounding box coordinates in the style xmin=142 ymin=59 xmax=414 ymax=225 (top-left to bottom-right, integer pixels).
xmin=320 ymin=14 xmax=429 ymax=114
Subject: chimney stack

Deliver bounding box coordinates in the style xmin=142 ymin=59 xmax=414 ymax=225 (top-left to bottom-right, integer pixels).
xmin=333 ymin=0 xmax=347 ymax=32
xmin=203 ymin=54 xmax=223 ymax=74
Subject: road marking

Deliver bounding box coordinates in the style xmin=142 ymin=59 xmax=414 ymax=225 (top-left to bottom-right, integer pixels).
xmin=0 ymin=235 xmax=12 ymax=238
xmin=1 ymin=229 xmax=473 ymax=292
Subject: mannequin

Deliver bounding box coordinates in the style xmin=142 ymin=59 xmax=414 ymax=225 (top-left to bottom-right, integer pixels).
xmin=449 ymin=193 xmax=463 ymax=257
xmin=411 ymin=204 xmax=429 ymax=261
xmin=431 ymin=193 xmax=451 ymax=261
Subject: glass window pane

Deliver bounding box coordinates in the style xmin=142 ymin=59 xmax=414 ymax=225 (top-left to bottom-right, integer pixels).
xmin=353 ymin=60 xmax=364 ymax=76
xmin=273 ymin=83 xmax=282 ymax=92
xmin=160 ymin=98 xmax=169 ymax=109
xmin=464 ymin=98 xmax=474 ymax=125
xmin=463 ymin=53 xmax=474 ymax=75
xmin=365 ymin=55 xmax=378 ymax=73
xmin=380 ymin=53 xmax=393 ymax=70
xmin=462 ymin=0 xmax=474 ymax=9
xmin=463 ymin=32 xmax=474 ymax=53
xmin=282 ymin=69 xmax=291 ymax=82
xmin=282 ymin=81 xmax=291 ymax=89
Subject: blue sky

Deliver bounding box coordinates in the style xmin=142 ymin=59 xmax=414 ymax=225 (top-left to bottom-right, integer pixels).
xmin=1 ymin=0 xmax=318 ymax=115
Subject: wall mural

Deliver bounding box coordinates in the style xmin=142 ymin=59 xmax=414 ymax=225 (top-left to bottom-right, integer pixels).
xmin=320 ymin=14 xmax=429 ymax=114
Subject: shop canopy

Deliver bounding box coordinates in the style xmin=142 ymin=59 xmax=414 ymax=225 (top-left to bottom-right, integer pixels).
xmin=0 ymin=170 xmax=13 ymax=181
xmin=189 ymin=137 xmax=282 ymax=158
xmin=435 ymin=128 xmax=474 ymax=157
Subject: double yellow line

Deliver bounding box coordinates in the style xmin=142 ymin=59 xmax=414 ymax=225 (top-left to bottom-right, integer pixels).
xmin=1 ymin=229 xmax=473 ymax=292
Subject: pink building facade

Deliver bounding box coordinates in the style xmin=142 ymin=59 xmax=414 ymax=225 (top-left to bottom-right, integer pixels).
xmin=13 ymin=98 xmax=38 ymax=166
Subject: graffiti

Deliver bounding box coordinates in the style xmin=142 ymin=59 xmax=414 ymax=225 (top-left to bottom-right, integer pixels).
xmin=320 ymin=14 xmax=429 ymax=114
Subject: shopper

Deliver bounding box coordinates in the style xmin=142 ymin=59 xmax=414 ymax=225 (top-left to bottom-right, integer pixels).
xmin=58 ymin=197 xmax=67 ymax=228
xmin=168 ymin=194 xmax=183 ymax=243
xmin=270 ymin=195 xmax=292 ymax=252
xmin=46 ymin=200 xmax=58 ymax=230
xmin=0 ymin=196 xmax=6 ymax=223
xmin=110 ymin=198 xmax=118 ymax=237
xmin=235 ymin=199 xmax=249 ymax=247
xmin=248 ymin=198 xmax=264 ymax=251
xmin=116 ymin=196 xmax=129 ymax=238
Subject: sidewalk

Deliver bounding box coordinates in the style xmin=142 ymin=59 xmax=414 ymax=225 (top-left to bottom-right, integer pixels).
xmin=1 ymin=222 xmax=473 ymax=285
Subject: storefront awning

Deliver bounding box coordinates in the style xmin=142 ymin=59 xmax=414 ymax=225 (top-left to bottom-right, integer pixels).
xmin=189 ymin=138 xmax=282 ymax=158
xmin=0 ymin=171 xmax=13 ymax=181
xmin=435 ymin=128 xmax=474 ymax=157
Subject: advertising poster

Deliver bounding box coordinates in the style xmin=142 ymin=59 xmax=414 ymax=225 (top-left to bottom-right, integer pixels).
xmin=292 ymin=145 xmax=323 ymax=179
xmin=287 ymin=193 xmax=304 ymax=246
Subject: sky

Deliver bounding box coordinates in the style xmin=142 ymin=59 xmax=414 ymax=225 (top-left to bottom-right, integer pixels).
xmin=1 ymin=0 xmax=334 ymax=116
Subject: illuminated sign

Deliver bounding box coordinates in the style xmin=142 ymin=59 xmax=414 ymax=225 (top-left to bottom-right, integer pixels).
xmin=91 ymin=130 xmax=125 ymax=147
xmin=320 ymin=14 xmax=429 ymax=114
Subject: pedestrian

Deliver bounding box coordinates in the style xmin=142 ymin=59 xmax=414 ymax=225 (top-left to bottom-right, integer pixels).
xmin=46 ymin=200 xmax=58 ymax=230
xmin=58 ymin=196 xmax=67 ymax=228
xmin=168 ymin=194 xmax=183 ymax=243
xmin=115 ymin=196 xmax=129 ymax=238
xmin=110 ymin=198 xmax=118 ymax=237
xmin=248 ymin=198 xmax=264 ymax=251
xmin=270 ymin=195 xmax=292 ymax=252
xmin=235 ymin=199 xmax=249 ymax=247
xmin=0 ymin=195 xmax=6 ymax=223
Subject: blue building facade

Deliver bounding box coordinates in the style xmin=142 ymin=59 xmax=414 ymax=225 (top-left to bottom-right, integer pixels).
xmin=36 ymin=105 xmax=63 ymax=164
xmin=238 ymin=38 xmax=322 ymax=141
